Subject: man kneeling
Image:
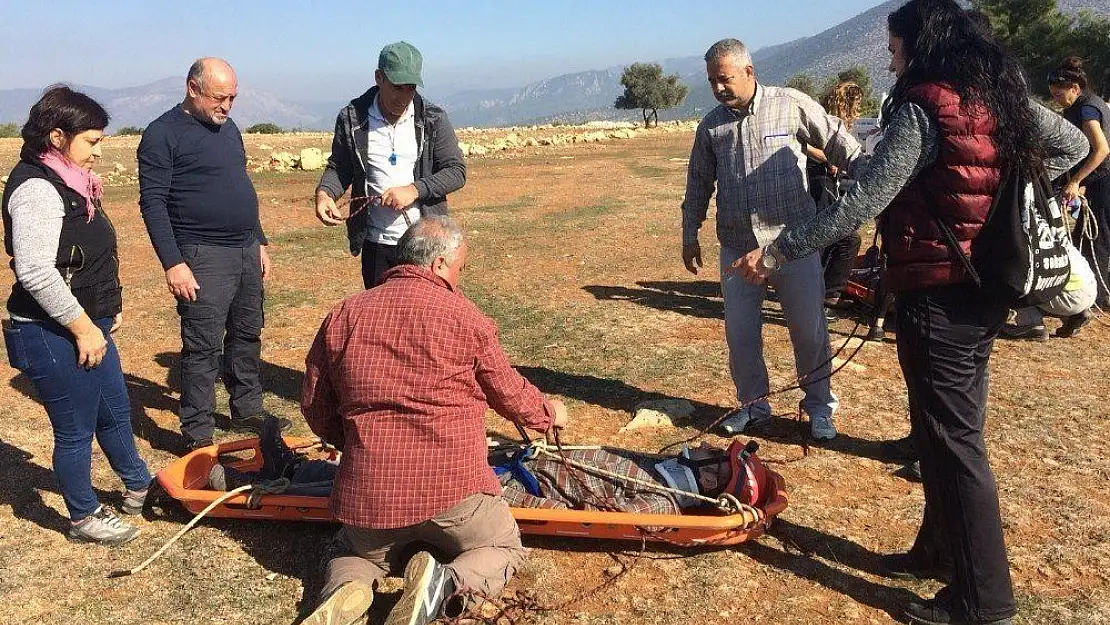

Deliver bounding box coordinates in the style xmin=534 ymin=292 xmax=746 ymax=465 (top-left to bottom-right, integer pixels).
xmin=300 ymin=216 xmax=568 ymax=625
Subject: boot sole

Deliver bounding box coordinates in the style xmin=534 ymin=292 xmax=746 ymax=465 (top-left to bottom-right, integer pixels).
xmin=303 ymin=581 xmax=373 ymax=625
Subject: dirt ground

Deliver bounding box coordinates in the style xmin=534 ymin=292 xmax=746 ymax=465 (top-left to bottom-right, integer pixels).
xmin=0 ymin=129 xmax=1107 ymax=625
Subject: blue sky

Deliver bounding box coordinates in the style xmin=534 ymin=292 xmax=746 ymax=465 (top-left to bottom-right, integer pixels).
xmin=1 ymin=0 xmax=884 ymax=100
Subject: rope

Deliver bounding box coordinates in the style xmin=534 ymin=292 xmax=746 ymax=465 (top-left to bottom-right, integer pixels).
xmin=1072 ymin=194 xmax=1110 ymax=326
xmin=108 ymin=484 xmax=254 ymax=578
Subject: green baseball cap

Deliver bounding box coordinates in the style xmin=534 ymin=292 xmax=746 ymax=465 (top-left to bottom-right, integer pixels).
xmin=378 ymin=41 xmax=423 ymax=87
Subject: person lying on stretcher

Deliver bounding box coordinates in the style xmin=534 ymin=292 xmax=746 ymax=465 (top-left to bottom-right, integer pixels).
xmin=205 ymin=416 xmax=768 ymax=514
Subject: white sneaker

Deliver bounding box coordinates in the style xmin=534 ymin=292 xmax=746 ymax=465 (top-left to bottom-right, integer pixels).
xmin=719 ymin=405 xmax=772 ymax=435
xmin=68 ymin=505 xmax=139 ymax=547
xmin=303 ymin=580 xmax=373 ymax=625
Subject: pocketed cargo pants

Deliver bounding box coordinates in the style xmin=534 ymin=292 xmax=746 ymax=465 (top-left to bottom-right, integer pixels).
xmin=175 ymin=242 xmax=264 ymax=444
xmin=320 ymin=493 xmax=525 ymax=602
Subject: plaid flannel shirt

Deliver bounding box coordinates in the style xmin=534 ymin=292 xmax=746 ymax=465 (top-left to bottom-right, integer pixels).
xmin=682 ymin=83 xmax=862 ymax=252
xmin=498 ymin=448 xmax=679 ymax=515
xmin=302 ymin=265 xmax=555 ymax=529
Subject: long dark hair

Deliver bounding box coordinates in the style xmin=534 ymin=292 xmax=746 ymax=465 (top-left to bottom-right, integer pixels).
xmin=20 ymin=85 xmax=110 ymax=162
xmin=882 ymin=0 xmax=1042 ymax=172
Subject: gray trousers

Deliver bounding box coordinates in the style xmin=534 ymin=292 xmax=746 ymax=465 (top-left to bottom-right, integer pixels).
xmin=176 ymin=242 xmax=264 ymax=443
xmin=321 ymin=493 xmax=525 ymax=601
xmin=720 ymin=245 xmax=837 ymax=418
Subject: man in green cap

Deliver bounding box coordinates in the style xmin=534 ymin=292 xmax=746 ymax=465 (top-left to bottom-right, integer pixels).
xmin=315 ymin=41 xmax=467 ymax=288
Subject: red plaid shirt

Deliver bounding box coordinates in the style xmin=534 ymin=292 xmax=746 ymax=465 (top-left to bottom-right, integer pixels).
xmin=302 ymin=265 xmax=555 ymax=528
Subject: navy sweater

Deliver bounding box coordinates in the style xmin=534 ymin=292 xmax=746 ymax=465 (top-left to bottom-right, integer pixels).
xmin=137 ymin=105 xmax=266 ymax=269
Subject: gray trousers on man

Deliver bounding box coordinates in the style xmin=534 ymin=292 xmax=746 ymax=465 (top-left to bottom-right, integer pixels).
xmin=321 ymin=494 xmax=525 ymax=602
xmin=176 ymin=242 xmax=264 ymax=444
xmin=720 ymin=245 xmax=837 ymax=419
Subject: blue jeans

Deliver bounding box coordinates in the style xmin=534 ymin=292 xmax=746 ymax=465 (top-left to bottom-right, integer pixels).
xmin=7 ymin=317 xmax=151 ymax=520
xmin=720 ymin=246 xmax=837 ymax=418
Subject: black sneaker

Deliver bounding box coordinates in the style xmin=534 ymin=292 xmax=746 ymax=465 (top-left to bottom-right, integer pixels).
xmin=384 ymin=551 xmax=457 ymax=625
xmin=998 ymin=323 xmax=1048 ymax=341
xmin=303 ymin=580 xmax=374 ymax=625
xmin=187 ymin=437 xmax=215 ymax=452
xmin=881 ymin=435 xmax=916 ymax=462
xmin=905 ymin=592 xmax=1013 ymax=624
xmin=1055 ymin=309 xmax=1092 ymax=338
xmin=229 ymin=413 xmax=293 ymax=435
xmin=879 ymin=551 xmax=951 ymax=583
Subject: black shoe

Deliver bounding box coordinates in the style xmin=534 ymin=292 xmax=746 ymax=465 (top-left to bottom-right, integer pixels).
xmin=259 ymin=415 xmax=301 ymax=480
xmin=880 ymin=551 xmax=951 ymax=583
xmin=1055 ymin=309 xmax=1092 ymax=338
xmin=893 ymin=460 xmax=923 ymax=483
xmin=229 ymin=413 xmax=292 ymax=435
xmin=187 ymin=437 xmax=214 ymax=452
xmin=384 ymin=551 xmax=457 ymax=625
xmin=998 ymin=323 xmax=1048 ymax=341
xmin=866 ymin=324 xmax=885 ymax=341
xmin=881 ymin=435 xmax=916 ymax=462
xmin=905 ymin=592 xmax=1013 ymax=624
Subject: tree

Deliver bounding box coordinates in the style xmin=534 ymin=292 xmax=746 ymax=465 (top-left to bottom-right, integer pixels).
xmin=819 ymin=65 xmax=881 ymax=117
xmin=614 ymin=63 xmax=689 ymax=127
xmin=974 ymin=0 xmax=1110 ymax=98
xmin=116 ymin=126 xmax=144 ymax=136
xmin=785 ymin=74 xmax=818 ymax=99
xmin=245 ymin=122 xmax=283 ymax=134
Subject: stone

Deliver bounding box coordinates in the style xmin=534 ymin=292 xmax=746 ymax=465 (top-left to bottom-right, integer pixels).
xmin=296 ymin=147 xmax=327 ymax=171
xmin=620 ymin=399 xmax=695 ymax=431
xmin=259 ymin=143 xmax=273 ymax=151
xmin=270 ymin=151 xmax=295 ymax=168
xmin=467 ymin=144 xmax=488 ymax=156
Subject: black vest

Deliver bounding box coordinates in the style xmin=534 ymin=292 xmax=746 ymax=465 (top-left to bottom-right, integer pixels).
xmin=1062 ymin=92 xmax=1110 ymax=182
xmin=2 ymin=158 xmax=122 ymax=321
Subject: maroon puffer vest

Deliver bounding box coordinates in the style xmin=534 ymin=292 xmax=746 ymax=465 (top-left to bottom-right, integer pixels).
xmin=880 ymin=83 xmax=1003 ymax=292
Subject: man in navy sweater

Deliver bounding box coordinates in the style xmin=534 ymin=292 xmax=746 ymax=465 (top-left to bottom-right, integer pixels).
xmin=138 ymin=57 xmax=289 ymax=451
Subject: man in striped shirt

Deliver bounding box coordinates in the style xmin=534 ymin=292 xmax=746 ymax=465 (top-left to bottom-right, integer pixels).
xmin=681 ymin=38 xmax=862 ymax=440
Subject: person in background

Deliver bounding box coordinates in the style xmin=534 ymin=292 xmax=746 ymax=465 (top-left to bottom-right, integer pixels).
xmin=731 ymin=1 xmax=1087 ymax=622
xmin=2 ymin=86 xmax=152 ymax=546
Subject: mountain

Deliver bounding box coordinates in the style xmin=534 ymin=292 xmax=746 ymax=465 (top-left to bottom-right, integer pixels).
xmin=0 ymin=77 xmax=335 ymax=131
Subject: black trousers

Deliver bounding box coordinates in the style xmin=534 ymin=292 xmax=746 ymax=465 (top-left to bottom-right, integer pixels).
xmin=360 ymin=240 xmax=401 ymax=289
xmin=176 ymin=243 xmax=264 ymax=443
xmin=895 ymin=282 xmax=1016 ymax=622
xmin=821 ymin=231 xmax=862 ymax=299
xmin=1073 ymin=174 xmax=1110 ymax=305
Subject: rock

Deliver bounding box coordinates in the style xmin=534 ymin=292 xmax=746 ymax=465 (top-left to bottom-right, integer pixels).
xmin=112 ymin=162 xmax=128 ymax=174
xmin=610 ymin=129 xmax=637 ymax=139
xmin=1 ymin=175 xmax=9 ymax=186
xmin=620 ymin=399 xmax=695 ymax=431
xmin=270 ymin=151 xmax=295 ymax=168
xmin=522 ymin=137 xmax=539 ymax=147
xmin=467 ymin=144 xmax=488 ymax=156
xmin=296 ymin=147 xmax=327 ymax=171
xmin=259 ymin=143 xmax=273 ymax=151
xmin=457 ymin=141 xmax=471 ymax=156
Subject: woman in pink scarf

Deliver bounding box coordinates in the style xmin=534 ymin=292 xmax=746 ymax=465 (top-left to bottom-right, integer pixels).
xmin=2 ymin=86 xmax=151 ymax=546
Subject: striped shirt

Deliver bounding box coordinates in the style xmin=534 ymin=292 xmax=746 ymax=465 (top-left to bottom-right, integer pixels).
xmin=682 ymin=83 xmax=862 ymax=252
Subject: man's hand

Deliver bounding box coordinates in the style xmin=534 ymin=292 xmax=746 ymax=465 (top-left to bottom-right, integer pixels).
xmin=260 ymin=245 xmax=272 ymax=280
xmin=682 ymin=242 xmax=703 ymax=275
xmin=380 ymin=184 xmax=419 ymax=211
xmin=549 ymin=398 xmax=569 ymax=429
xmin=315 ymin=190 xmax=345 ymax=226
xmin=166 ymin=262 xmax=200 ymax=302
xmin=728 ymin=247 xmax=773 ymax=285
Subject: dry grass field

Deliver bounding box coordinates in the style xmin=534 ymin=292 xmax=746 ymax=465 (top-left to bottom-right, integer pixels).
xmin=0 ymin=128 xmax=1107 ymax=624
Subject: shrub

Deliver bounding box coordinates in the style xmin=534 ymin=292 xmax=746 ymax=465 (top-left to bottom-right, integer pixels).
xmin=0 ymin=122 xmax=20 ymax=138
xmin=245 ymin=122 xmax=283 ymax=134
xmin=116 ymin=126 xmax=144 ymax=136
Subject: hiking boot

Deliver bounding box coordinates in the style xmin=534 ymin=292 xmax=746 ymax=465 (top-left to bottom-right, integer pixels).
xmin=259 ymin=414 xmax=301 ymax=480
xmin=865 ymin=324 xmax=885 ymax=342
xmin=68 ymin=505 xmax=139 ymax=547
xmin=303 ymin=580 xmax=374 ymax=625
xmin=229 ymin=413 xmax=293 ymax=435
xmin=384 ymin=551 xmax=457 ymax=625
xmin=206 ymin=464 xmax=254 ymax=491
xmin=998 ymin=323 xmax=1048 ymax=341
xmin=879 ymin=551 xmax=951 ymax=583
xmin=809 ymin=413 xmax=837 ymax=441
xmin=1055 ymin=309 xmax=1092 ymax=338
xmin=120 ymin=481 xmax=153 ymax=515
xmin=882 ymin=435 xmax=917 ymax=462
xmin=893 ymin=460 xmax=923 ymax=482
xmin=717 ymin=405 xmax=772 ymax=436
xmin=187 ymin=437 xmax=214 ymax=452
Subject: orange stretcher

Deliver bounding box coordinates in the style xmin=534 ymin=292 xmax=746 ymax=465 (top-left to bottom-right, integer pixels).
xmin=156 ymin=437 xmax=789 ymax=546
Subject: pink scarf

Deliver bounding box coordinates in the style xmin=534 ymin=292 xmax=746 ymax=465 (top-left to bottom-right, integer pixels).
xmin=38 ymin=149 xmax=103 ymax=223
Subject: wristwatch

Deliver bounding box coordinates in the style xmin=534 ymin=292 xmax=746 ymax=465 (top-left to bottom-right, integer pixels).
xmin=760 ymin=245 xmax=780 ymax=271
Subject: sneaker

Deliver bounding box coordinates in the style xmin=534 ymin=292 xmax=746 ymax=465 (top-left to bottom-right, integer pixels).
xmin=905 ymin=590 xmax=1012 ymax=624
xmin=879 ymin=551 xmax=952 ymax=583
xmin=894 ymin=460 xmax=923 ymax=483
xmin=229 ymin=413 xmax=293 ymax=435
xmin=1055 ymin=309 xmax=1092 ymax=338
xmin=384 ymin=551 xmax=457 ymax=625
xmin=865 ymin=324 xmax=885 ymax=342
xmin=998 ymin=323 xmax=1048 ymax=341
xmin=68 ymin=505 xmax=139 ymax=547
xmin=303 ymin=580 xmax=374 ymax=625
xmin=120 ymin=481 xmax=152 ymax=515
xmin=881 ymin=435 xmax=916 ymax=462
xmin=717 ymin=405 xmax=772 ymax=436
xmin=187 ymin=437 xmax=215 ymax=452
xmin=809 ymin=413 xmax=837 ymax=440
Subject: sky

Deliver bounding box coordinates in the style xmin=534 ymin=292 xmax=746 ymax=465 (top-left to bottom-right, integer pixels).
xmin=0 ymin=0 xmax=884 ymax=101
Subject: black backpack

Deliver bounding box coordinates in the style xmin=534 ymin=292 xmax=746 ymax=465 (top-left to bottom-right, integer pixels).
xmin=928 ymin=166 xmax=1071 ymax=306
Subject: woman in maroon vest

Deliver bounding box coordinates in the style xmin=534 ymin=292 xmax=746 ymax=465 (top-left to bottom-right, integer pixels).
xmin=731 ymin=1 xmax=1088 ymax=623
